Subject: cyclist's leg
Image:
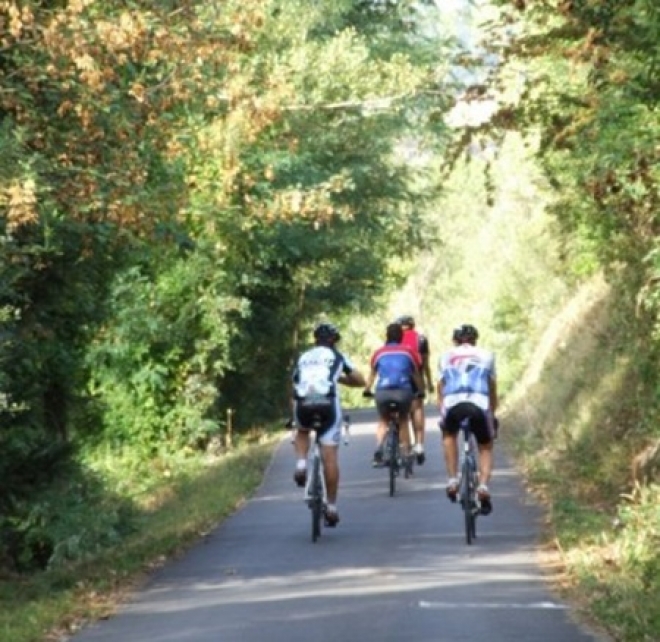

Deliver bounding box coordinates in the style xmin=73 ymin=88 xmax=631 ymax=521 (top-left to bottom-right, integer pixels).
xmin=318 ymin=404 xmax=341 ymax=525
xmin=373 ymin=415 xmax=388 ymax=464
xmin=477 ymin=442 xmax=494 ymax=486
xmin=374 ymin=390 xmax=401 ymax=464
xmin=293 ymin=430 xmax=310 ymax=486
xmin=320 ymin=443 xmax=340 ymax=503
xmin=410 ymin=396 xmax=426 ymax=462
xmin=292 ymin=404 xmax=311 ymax=486
xmin=472 ymin=407 xmax=495 ymax=513
xmin=441 ymin=406 xmax=461 ymax=499
xmin=395 ymin=390 xmax=414 ymax=455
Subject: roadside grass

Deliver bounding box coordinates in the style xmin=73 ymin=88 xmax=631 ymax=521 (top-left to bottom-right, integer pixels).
xmin=0 ymin=432 xmax=280 ymax=642
xmin=505 ymin=276 xmax=660 ymax=641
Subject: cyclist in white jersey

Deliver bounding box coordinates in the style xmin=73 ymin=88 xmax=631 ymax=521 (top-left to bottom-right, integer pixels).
xmin=291 ymin=322 xmax=366 ymax=526
xmin=437 ymin=324 xmax=498 ymax=514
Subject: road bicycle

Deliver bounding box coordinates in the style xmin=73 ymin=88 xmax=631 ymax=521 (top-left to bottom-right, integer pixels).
xmin=383 ymin=399 xmax=415 ymax=496
xmin=364 ymin=391 xmax=414 ymax=497
xmin=290 ymin=414 xmax=350 ymax=543
xmin=458 ymin=415 xmax=480 ymax=545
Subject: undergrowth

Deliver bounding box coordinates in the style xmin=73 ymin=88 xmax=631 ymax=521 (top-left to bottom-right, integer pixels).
xmin=506 ymin=275 xmax=660 ymax=642
xmin=0 ymin=433 xmax=279 ymax=642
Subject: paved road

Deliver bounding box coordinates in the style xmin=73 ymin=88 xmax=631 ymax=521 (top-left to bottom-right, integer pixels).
xmin=69 ymin=407 xmax=606 ymax=642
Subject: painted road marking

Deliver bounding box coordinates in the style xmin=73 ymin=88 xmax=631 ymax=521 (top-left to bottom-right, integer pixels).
xmin=419 ymin=601 xmax=568 ymax=610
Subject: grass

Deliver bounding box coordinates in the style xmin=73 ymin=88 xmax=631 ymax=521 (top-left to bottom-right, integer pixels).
xmin=0 ymin=433 xmax=280 ymax=642
xmin=504 ymin=275 xmax=660 ymax=641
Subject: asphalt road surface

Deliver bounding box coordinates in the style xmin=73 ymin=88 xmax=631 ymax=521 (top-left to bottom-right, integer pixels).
xmin=69 ymin=407 xmax=608 ymax=642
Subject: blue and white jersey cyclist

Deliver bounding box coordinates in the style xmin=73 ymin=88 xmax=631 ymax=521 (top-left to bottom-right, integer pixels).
xmin=437 ymin=324 xmax=498 ymax=515
xmin=290 ymin=322 xmax=366 ymax=527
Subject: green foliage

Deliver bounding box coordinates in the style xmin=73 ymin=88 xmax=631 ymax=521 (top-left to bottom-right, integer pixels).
xmin=575 ymin=485 xmax=660 ymax=641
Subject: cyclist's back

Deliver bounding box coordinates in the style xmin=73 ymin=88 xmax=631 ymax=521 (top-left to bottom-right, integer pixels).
xmin=371 ymin=343 xmax=418 ymax=393
xmin=439 ymin=342 xmax=495 ymax=412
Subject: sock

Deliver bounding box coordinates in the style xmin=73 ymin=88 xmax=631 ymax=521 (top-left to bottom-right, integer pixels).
xmin=296 ymin=459 xmax=306 ymax=471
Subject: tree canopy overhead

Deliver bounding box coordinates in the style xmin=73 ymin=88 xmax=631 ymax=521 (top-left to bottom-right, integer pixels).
xmin=0 ymin=0 xmax=462 ymax=570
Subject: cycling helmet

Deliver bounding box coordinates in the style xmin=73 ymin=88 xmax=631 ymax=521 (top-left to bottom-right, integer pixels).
xmin=397 ymin=315 xmax=415 ymax=327
xmin=313 ymin=322 xmax=341 ymax=343
xmin=456 ymin=324 xmax=479 ymax=343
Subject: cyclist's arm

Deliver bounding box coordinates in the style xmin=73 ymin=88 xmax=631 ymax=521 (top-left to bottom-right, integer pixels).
xmin=436 ymin=379 xmax=445 ymax=407
xmin=362 ymin=364 xmax=377 ymax=392
xmin=422 ymin=354 xmax=434 ymax=392
xmin=412 ymin=364 xmax=424 ymax=394
xmin=339 ymin=367 xmax=367 ymax=388
xmin=489 ymin=375 xmax=498 ymax=413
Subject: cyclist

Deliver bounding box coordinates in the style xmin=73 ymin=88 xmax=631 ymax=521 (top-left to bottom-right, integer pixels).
xmin=291 ymin=322 xmax=366 ymax=527
xmin=437 ymin=323 xmax=498 ymax=515
xmin=363 ymin=322 xmax=424 ymax=466
xmin=397 ymin=315 xmax=434 ymax=464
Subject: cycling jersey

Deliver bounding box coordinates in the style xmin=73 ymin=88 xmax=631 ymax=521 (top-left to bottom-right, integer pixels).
xmin=292 ymin=346 xmax=354 ymax=399
xmin=438 ymin=344 xmax=496 ymax=411
xmin=401 ymin=328 xmax=428 ymax=366
xmin=292 ymin=345 xmax=355 ymax=441
xmin=371 ymin=342 xmax=418 ymax=392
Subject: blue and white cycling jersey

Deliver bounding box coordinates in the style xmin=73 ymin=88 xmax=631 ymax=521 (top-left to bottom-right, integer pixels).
xmin=438 ymin=344 xmax=496 ymax=411
xmin=371 ymin=342 xmax=418 ymax=392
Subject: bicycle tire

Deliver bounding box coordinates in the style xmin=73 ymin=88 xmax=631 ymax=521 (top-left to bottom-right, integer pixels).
xmin=470 ymin=463 xmax=478 ymax=541
xmin=311 ymin=455 xmax=322 ymax=542
xmin=388 ymin=422 xmax=398 ymax=497
xmin=460 ymin=458 xmax=476 ymax=545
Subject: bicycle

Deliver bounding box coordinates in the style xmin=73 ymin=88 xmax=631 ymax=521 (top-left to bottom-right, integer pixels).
xmin=364 ymin=391 xmax=414 ymax=497
xmin=291 ymin=414 xmax=350 ymax=543
xmin=458 ymin=415 xmax=480 ymax=545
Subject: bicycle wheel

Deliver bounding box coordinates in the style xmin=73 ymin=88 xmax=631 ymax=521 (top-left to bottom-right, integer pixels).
xmin=460 ymin=459 xmax=476 ymax=545
xmin=388 ymin=423 xmax=398 ymax=497
xmin=310 ymin=455 xmax=322 ymax=542
xmin=469 ymin=463 xmax=478 ymax=540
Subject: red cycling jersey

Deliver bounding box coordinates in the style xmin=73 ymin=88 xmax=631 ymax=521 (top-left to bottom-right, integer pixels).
xmin=400 ymin=328 xmax=424 ymax=367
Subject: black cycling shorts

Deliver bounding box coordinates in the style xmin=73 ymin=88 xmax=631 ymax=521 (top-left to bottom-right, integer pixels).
xmin=294 ymin=397 xmax=337 ymax=434
xmin=375 ymin=388 xmax=413 ymax=418
xmin=442 ymin=402 xmax=493 ymax=445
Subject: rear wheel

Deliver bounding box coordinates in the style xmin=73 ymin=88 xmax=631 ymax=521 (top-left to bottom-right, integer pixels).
xmin=311 ymin=456 xmax=322 ymax=542
xmin=460 ymin=460 xmax=476 ymax=545
xmin=387 ymin=424 xmax=398 ymax=497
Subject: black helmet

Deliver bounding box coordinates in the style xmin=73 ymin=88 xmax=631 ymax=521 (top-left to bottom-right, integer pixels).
xmin=313 ymin=322 xmax=341 ymax=343
xmin=456 ymin=324 xmax=479 ymax=343
xmin=397 ymin=315 xmax=415 ymax=327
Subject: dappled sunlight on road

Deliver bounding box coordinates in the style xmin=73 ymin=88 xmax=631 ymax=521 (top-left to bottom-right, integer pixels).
xmin=127 ymin=549 xmax=550 ymax=616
